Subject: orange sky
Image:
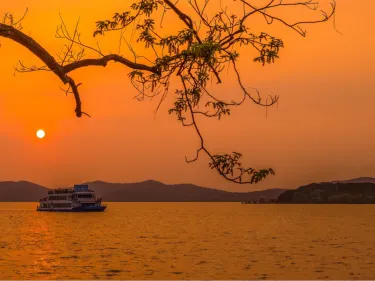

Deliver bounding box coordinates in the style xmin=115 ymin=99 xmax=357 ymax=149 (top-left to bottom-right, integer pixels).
xmin=1 ymin=0 xmax=375 ymax=192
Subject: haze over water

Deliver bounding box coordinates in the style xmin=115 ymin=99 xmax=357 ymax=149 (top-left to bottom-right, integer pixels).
xmin=1 ymin=203 xmax=374 ymax=279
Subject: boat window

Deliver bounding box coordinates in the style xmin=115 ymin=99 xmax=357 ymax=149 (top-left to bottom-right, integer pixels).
xmin=48 ymin=195 xmax=68 ymax=200
xmin=51 ymin=203 xmax=71 ymax=208
xmin=77 ymin=194 xmax=93 ymax=198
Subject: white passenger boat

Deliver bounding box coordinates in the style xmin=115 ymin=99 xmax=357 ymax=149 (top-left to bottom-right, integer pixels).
xmin=37 ymin=184 xmax=106 ymax=212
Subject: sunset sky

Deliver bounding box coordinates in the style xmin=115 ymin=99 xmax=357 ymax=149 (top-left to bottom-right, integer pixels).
xmin=1 ymin=0 xmax=374 ymax=192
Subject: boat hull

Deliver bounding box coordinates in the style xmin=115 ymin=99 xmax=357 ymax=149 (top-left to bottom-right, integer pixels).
xmin=37 ymin=205 xmax=107 ymax=212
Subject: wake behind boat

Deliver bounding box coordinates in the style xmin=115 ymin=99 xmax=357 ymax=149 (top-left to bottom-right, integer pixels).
xmin=37 ymin=184 xmax=106 ymax=212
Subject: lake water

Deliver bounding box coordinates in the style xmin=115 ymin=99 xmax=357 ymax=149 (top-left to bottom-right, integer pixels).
xmin=0 ymin=203 xmax=374 ymax=279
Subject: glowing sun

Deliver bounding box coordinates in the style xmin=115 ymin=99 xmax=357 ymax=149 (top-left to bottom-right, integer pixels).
xmin=36 ymin=129 xmax=46 ymax=139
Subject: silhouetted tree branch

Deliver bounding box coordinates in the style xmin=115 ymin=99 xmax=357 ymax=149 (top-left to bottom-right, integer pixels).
xmin=0 ymin=14 xmax=160 ymax=117
xmin=0 ymin=0 xmax=336 ymax=184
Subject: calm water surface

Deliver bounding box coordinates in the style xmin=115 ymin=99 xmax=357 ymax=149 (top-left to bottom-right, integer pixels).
xmin=0 ymin=203 xmax=374 ymax=279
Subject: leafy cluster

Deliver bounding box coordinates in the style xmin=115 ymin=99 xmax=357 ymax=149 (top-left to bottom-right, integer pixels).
xmin=94 ymin=0 xmax=163 ymax=37
xmin=209 ymin=152 xmax=275 ymax=184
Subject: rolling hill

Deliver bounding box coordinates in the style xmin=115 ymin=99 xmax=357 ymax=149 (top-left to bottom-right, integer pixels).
xmin=277 ymin=180 xmax=375 ymax=204
xmin=0 ymin=181 xmax=49 ymax=202
xmin=331 ymin=177 xmax=375 ymax=184
xmin=0 ymin=180 xmax=285 ymax=202
xmin=81 ymin=180 xmax=285 ymax=202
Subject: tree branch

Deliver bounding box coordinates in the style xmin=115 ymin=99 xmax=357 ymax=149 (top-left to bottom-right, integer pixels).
xmin=1 ymin=0 xmax=337 ymax=185
xmin=0 ymin=22 xmax=160 ymax=117
xmin=63 ymin=54 xmax=160 ymax=74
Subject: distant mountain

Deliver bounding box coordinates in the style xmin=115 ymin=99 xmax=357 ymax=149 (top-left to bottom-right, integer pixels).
xmin=0 ymin=180 xmax=285 ymax=202
xmin=331 ymin=177 xmax=375 ymax=184
xmin=277 ymin=182 xmax=375 ymax=204
xmin=0 ymin=181 xmax=49 ymax=202
xmin=4 ymin=178 xmax=375 ymax=203
xmin=81 ymin=180 xmax=286 ymax=202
